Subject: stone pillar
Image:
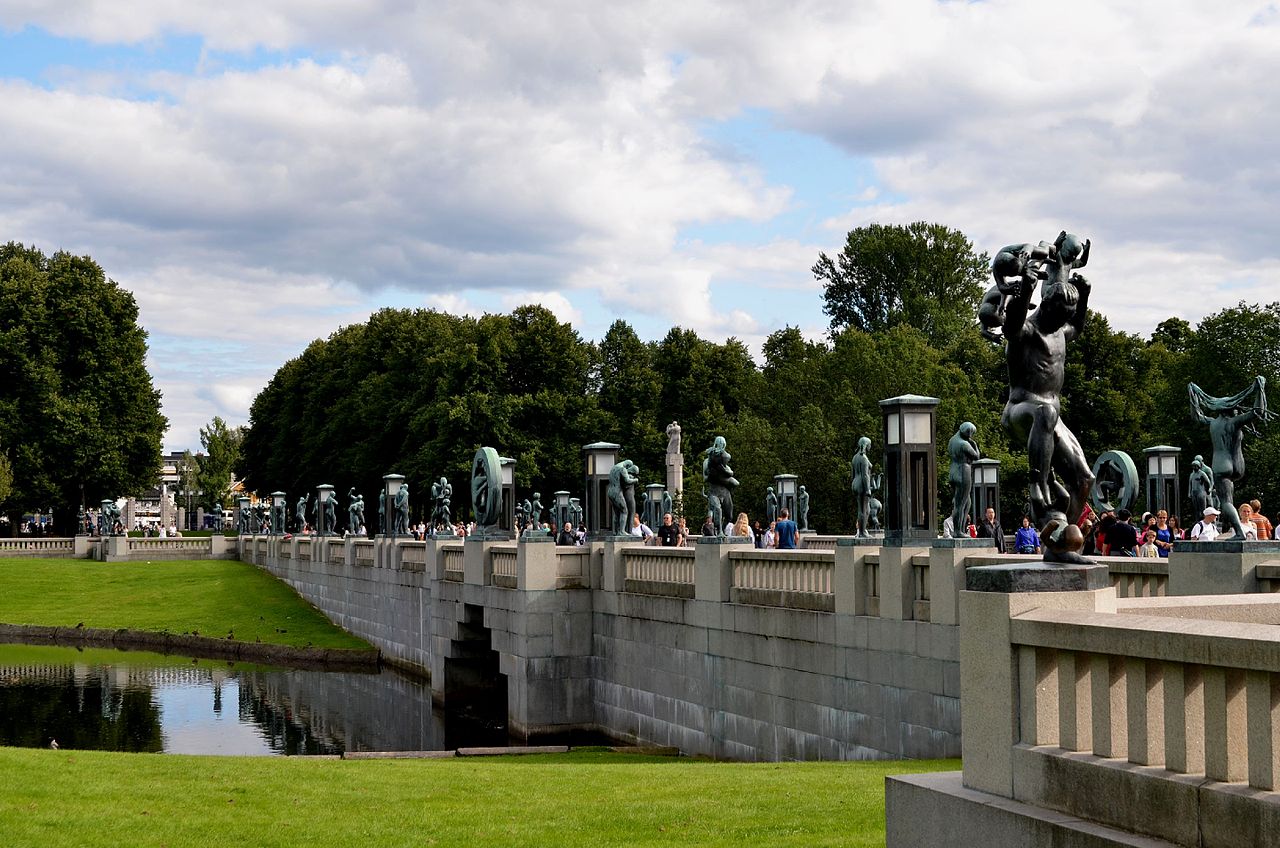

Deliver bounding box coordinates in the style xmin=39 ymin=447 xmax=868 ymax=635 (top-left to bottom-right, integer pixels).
xmin=464 ymin=536 xmax=492 ymax=586
xmin=960 ymin=562 xmax=1112 ymax=797
xmin=209 ymin=533 xmax=227 ymax=558
xmin=517 ymin=536 xmax=557 ymax=590
xmin=879 ymin=542 xmax=929 ymax=620
xmin=665 ymin=452 xmax=684 ymax=498
xmin=928 ymin=538 xmax=995 ymax=626
xmin=1167 ymin=539 xmax=1280 ymax=594
xmin=834 ymin=538 xmax=880 ymax=615
xmin=695 ymin=537 xmax=746 ymax=601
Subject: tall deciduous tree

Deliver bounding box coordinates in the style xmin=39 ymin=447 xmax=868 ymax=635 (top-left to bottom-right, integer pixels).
xmin=0 ymin=243 xmax=165 ymax=532
xmin=814 ymin=221 xmax=989 ymax=345
xmin=198 ymin=417 xmax=242 ymax=511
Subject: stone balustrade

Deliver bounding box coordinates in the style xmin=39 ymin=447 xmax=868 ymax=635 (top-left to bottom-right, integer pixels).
xmin=729 ymin=549 xmax=834 ymax=612
xmin=0 ymin=537 xmax=74 ymax=555
xmin=622 ymin=547 xmax=694 ymax=597
xmin=491 ymin=546 xmax=518 ymax=588
xmin=441 ymin=543 xmax=464 ymax=582
xmin=946 ymin=586 xmax=1280 ymax=847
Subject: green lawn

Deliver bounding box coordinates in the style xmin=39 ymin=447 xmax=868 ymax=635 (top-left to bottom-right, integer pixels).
xmin=0 ymin=747 xmax=958 ymax=847
xmin=0 ymin=558 xmax=368 ymax=650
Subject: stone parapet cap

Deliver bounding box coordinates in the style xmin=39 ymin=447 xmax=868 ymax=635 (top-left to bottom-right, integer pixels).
xmin=966 ymin=563 xmax=1110 ymax=593
xmin=932 ymin=537 xmax=996 ymax=549
xmin=1173 ymin=539 xmax=1280 ymax=554
xmin=726 ymin=548 xmax=834 ymax=562
xmin=1011 ymin=605 xmax=1280 ymax=672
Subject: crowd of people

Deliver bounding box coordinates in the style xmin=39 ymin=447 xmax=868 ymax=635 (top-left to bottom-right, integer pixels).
xmin=940 ymin=498 xmax=1274 ymax=557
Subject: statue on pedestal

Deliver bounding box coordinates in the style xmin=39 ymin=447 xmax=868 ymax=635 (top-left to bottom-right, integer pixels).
xmin=296 ymin=494 xmax=309 ymax=533
xmin=797 ymin=485 xmax=810 ymax=531
xmin=702 ymin=436 xmax=738 ymax=536
xmin=347 ymin=489 xmax=364 ymax=534
xmin=851 ymin=436 xmax=875 ymax=537
xmin=431 ymin=477 xmax=453 ymax=530
xmin=765 ymin=487 xmax=778 ymax=525
xmin=666 ymin=421 xmax=681 ymax=455
xmin=1189 ymin=377 xmax=1273 ymax=539
xmin=948 ymin=422 xmax=980 ymax=538
xmin=607 ymin=459 xmax=641 ymax=535
xmin=529 ymin=492 xmax=544 ymax=527
xmin=568 ymin=497 xmax=583 ymax=528
xmin=1188 ymin=455 xmax=1213 ymax=519
xmin=990 ymin=230 xmax=1094 ymax=563
xmin=394 ymin=484 xmax=410 ymax=536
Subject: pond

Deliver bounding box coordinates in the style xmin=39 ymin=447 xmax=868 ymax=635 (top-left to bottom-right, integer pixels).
xmin=0 ymin=644 xmax=509 ymax=755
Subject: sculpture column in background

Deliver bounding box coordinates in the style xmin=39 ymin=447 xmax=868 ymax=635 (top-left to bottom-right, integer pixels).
xmin=1189 ymin=377 xmax=1273 ymax=539
xmin=989 ymin=230 xmax=1095 ymax=563
xmin=665 ymin=421 xmax=683 ymax=499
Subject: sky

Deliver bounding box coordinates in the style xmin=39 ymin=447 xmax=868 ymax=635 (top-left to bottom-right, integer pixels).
xmin=2 ymin=1 xmax=1279 ymax=451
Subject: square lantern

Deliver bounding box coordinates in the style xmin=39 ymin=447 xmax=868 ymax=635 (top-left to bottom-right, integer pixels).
xmin=270 ymin=491 xmax=287 ymax=536
xmin=879 ymin=395 xmax=940 ymax=543
xmin=583 ymin=442 xmax=620 ymax=537
xmin=972 ymin=459 xmax=1001 ymax=530
xmin=316 ymin=484 xmax=335 ymax=537
xmin=382 ymin=474 xmax=404 ymax=538
xmin=553 ymin=490 xmax=571 ymax=530
xmin=645 ymin=483 xmax=665 ymax=530
xmin=774 ymin=474 xmax=798 ymax=520
xmin=237 ymin=496 xmax=251 ymax=536
xmin=1143 ymin=445 xmax=1181 ymax=517
xmin=499 ymin=457 xmax=516 ymax=533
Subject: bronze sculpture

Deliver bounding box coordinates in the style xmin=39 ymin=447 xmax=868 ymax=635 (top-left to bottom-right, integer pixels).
xmin=851 ymin=436 xmax=875 ymax=537
xmin=994 ymin=230 xmax=1094 ymax=563
xmin=702 ymin=436 xmax=738 ymax=536
xmin=947 ymin=422 xmax=980 ymax=539
xmin=1189 ymin=377 xmax=1273 ymax=539
xmin=607 ymin=459 xmax=641 ymax=535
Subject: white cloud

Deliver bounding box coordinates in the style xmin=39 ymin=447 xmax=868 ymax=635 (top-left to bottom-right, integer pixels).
xmin=1 ymin=1 xmax=1278 ymax=445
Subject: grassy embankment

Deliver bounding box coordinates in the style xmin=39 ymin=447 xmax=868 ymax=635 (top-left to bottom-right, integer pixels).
xmin=0 ymin=747 xmax=958 ymax=847
xmin=0 ymin=558 xmax=367 ymax=649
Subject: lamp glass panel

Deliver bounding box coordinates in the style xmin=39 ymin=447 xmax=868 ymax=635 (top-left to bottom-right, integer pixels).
xmin=1161 ymin=456 xmax=1177 ymax=475
xmin=904 ymin=411 xmax=932 ymax=444
xmin=885 ymin=412 xmax=900 ymax=445
xmin=1148 ymin=456 xmax=1159 ymax=475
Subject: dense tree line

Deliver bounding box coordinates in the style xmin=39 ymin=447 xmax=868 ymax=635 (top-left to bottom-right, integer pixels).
xmin=238 ymin=224 xmax=1280 ymax=531
xmin=0 ymin=243 xmax=165 ymax=533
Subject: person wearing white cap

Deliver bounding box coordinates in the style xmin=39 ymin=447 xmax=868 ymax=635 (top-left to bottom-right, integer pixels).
xmin=1191 ymin=506 xmax=1221 ymax=541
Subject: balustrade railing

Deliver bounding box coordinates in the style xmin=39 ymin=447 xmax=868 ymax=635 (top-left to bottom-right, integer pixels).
xmin=0 ymin=537 xmax=74 ymax=555
xmin=442 ymin=544 xmax=464 ymax=582
xmin=622 ymin=548 xmax=694 ymax=598
xmin=1011 ymin=596 xmax=1280 ymax=812
xmin=491 ymin=546 xmax=517 ymax=588
xmin=353 ymin=540 xmax=374 ymax=567
xmin=729 ymin=549 xmax=834 ymax=611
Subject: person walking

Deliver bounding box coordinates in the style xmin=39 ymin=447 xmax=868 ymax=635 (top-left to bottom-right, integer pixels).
xmin=978 ymin=507 xmax=1006 ymax=553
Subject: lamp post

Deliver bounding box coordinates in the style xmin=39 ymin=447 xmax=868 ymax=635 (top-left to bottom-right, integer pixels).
xmin=583 ymin=442 xmax=620 ymax=537
xmin=645 ymin=483 xmax=664 ymax=530
xmin=499 ymin=458 xmax=516 ymax=535
xmin=270 ymin=491 xmax=286 ymax=536
xmin=774 ymin=474 xmax=798 ymax=520
xmin=972 ymin=459 xmax=1001 ymax=530
xmin=316 ymin=484 xmax=335 ymax=537
xmin=1144 ymin=445 xmax=1181 ymax=517
xmin=879 ymin=394 xmax=940 ymax=544
xmin=237 ymin=496 xmax=251 ymax=536
xmin=383 ymin=474 xmax=405 ymax=539
xmin=553 ymin=490 xmax=571 ymax=530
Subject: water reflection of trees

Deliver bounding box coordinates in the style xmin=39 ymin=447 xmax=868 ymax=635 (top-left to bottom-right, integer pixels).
xmin=236 ymin=681 xmax=343 ymax=756
xmin=0 ymin=664 xmax=163 ymax=752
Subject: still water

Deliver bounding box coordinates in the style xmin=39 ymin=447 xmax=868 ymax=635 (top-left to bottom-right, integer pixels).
xmin=0 ymin=644 xmax=507 ymax=755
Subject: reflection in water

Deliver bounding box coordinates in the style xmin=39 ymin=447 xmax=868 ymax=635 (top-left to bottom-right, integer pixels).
xmin=0 ymin=645 xmax=508 ymax=755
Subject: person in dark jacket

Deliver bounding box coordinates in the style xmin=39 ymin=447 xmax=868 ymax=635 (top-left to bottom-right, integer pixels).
xmin=978 ymin=507 xmax=1006 ymax=553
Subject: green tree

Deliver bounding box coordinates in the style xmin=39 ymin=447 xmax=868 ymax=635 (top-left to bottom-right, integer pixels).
xmin=0 ymin=243 xmax=165 ymax=532
xmin=0 ymin=451 xmax=11 ymax=506
xmin=813 ymin=221 xmax=989 ymax=344
xmin=198 ymin=417 xmax=243 ymax=512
